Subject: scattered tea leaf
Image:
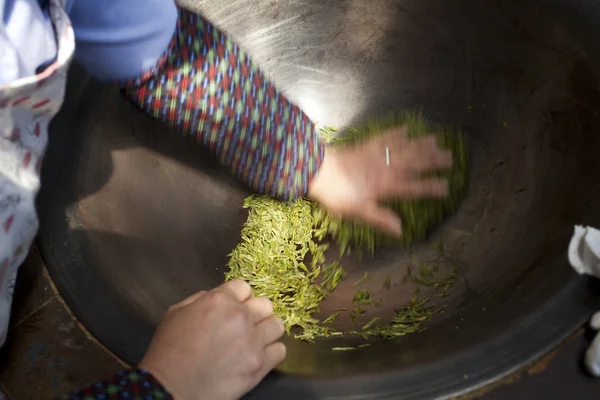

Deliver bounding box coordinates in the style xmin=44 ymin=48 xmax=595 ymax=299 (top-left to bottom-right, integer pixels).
xmin=362 ymin=317 xmax=382 ymax=330
xmin=353 ymin=272 xmax=370 ymax=287
xmin=383 ymin=276 xmax=392 ymax=290
xmin=353 ymin=289 xmax=372 ymax=305
xmin=323 ymin=312 xmax=340 ymax=324
xmin=322 ymin=261 xmax=346 ymax=291
xmin=332 ymin=347 xmax=356 ymax=351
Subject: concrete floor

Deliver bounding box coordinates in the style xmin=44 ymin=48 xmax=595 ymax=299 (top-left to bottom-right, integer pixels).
xmin=1 ymin=244 xmax=600 ymax=399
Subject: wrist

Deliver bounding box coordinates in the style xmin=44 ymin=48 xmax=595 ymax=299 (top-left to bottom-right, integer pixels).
xmin=138 ymin=358 xmax=180 ymax=399
xmin=307 ymin=147 xmax=339 ymax=206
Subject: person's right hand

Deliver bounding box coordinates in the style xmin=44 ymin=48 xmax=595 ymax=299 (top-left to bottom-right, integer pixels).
xmin=139 ymin=279 xmax=286 ymax=400
xmin=308 ymin=127 xmax=453 ymax=235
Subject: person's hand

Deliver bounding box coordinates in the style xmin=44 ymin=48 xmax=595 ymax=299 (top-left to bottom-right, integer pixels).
xmin=308 ymin=127 xmax=453 ymax=235
xmin=139 ymin=279 xmax=286 ymax=400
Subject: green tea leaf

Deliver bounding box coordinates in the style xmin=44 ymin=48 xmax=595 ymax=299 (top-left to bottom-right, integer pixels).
xmin=352 ymin=272 xmax=370 ymax=287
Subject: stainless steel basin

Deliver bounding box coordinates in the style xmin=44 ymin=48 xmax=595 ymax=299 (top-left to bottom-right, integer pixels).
xmin=39 ymin=0 xmax=600 ymax=398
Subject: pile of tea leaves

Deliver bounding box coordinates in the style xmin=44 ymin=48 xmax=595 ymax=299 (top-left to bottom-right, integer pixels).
xmin=225 ymin=195 xmax=329 ymax=337
xmin=225 ymin=110 xmax=467 ymax=343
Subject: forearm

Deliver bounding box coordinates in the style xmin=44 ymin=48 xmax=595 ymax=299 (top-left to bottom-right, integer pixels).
xmin=62 ymin=368 xmax=172 ymax=400
xmin=120 ymin=7 xmax=325 ymax=200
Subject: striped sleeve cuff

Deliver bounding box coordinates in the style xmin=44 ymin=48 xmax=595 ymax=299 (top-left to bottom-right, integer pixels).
xmin=64 ymin=368 xmax=172 ymax=400
xmin=120 ymin=7 xmax=324 ymax=200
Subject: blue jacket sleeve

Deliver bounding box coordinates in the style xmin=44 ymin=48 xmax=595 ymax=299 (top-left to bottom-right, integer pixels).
xmin=65 ymin=0 xmax=177 ymax=82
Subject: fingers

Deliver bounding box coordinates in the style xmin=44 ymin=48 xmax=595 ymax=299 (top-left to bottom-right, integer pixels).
xmin=256 ymin=342 xmax=287 ymax=380
xmin=410 ymin=146 xmax=453 ymax=171
xmin=408 ymin=138 xmax=453 ymax=171
xmin=405 ymin=133 xmax=437 ymax=153
xmin=357 ymin=203 xmax=402 ymax=236
xmin=386 ymin=134 xmax=453 ymax=172
xmin=381 ymin=127 xmax=407 ymax=146
xmin=170 ymin=290 xmax=207 ymax=311
xmin=386 ymin=178 xmax=449 ymax=199
xmin=409 ymin=178 xmax=449 ymax=198
xmin=217 ymin=279 xmax=254 ymax=303
xmin=245 ymin=296 xmax=274 ymax=324
xmin=255 ymin=316 xmax=285 ymax=345
xmin=265 ymin=341 xmax=286 ymax=369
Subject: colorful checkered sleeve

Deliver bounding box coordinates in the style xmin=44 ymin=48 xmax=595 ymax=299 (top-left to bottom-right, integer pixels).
xmin=63 ymin=368 xmax=171 ymax=400
xmin=121 ymin=7 xmax=325 ymax=201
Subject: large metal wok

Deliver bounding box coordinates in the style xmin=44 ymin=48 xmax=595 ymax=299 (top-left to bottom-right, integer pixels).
xmin=38 ymin=0 xmax=600 ymax=398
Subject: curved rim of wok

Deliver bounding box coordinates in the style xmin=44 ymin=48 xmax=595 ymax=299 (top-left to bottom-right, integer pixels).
xmin=37 ymin=65 xmax=600 ymax=400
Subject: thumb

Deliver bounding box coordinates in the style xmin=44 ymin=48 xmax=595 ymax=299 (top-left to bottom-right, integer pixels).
xmin=358 ymin=203 xmax=403 ymax=236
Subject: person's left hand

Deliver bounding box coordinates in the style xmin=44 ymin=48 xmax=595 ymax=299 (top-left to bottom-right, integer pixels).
xmin=307 ymin=127 xmax=453 ymax=235
xmin=139 ymin=279 xmax=285 ymax=400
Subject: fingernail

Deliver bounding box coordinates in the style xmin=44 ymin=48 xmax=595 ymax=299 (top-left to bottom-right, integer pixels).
xmin=276 ymin=317 xmax=286 ymax=333
xmin=389 ymin=220 xmax=402 ymax=236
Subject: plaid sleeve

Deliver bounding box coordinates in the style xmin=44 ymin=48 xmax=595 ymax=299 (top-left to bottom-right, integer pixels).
xmin=63 ymin=369 xmax=171 ymax=400
xmin=120 ymin=7 xmax=325 ymax=201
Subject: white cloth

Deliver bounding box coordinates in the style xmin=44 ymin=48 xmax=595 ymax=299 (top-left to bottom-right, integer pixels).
xmin=0 ymin=0 xmax=73 ymax=345
xmin=568 ymin=225 xmax=600 ymax=278
xmin=0 ymin=0 xmax=58 ymax=85
xmin=568 ymin=225 xmax=600 ymax=376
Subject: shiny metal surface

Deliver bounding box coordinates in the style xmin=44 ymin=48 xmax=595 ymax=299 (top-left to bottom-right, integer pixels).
xmin=39 ymin=0 xmax=600 ymax=398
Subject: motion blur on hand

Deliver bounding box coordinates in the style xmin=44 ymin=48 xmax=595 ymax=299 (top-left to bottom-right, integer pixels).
xmin=308 ymin=127 xmax=453 ymax=235
xmin=139 ymin=279 xmax=286 ymax=400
